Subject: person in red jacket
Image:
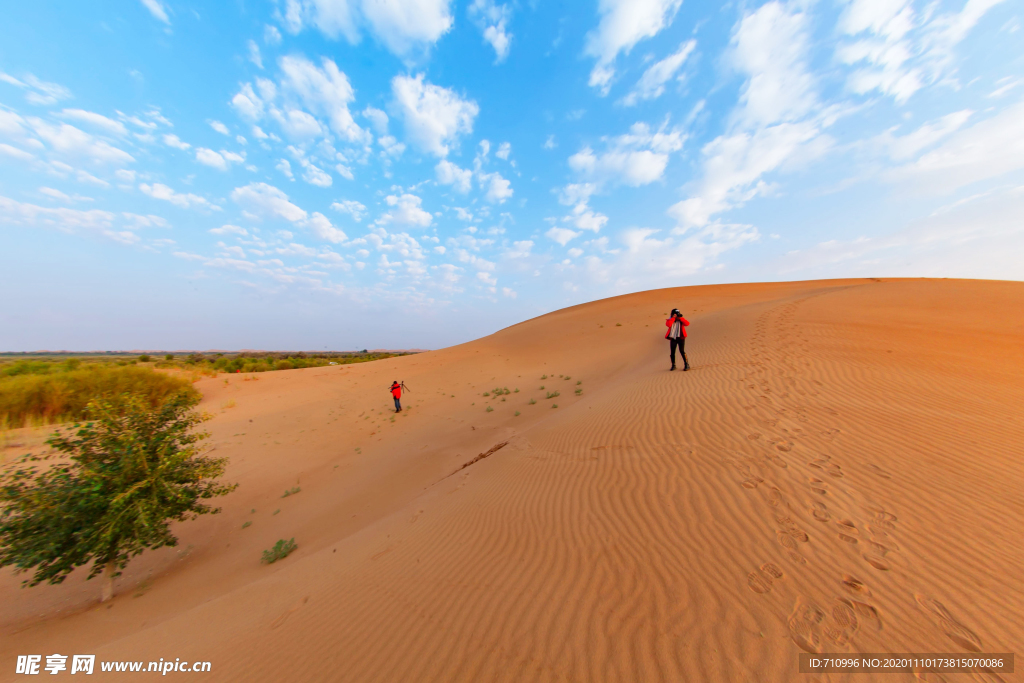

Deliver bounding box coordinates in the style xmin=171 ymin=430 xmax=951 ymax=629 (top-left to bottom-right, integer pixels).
xmin=390 ymin=380 xmax=403 ymax=412
xmin=665 ymin=308 xmax=689 ymax=371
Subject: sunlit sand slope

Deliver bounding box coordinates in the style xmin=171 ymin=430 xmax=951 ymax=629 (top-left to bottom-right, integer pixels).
xmin=2 ymin=278 xmax=1023 ymax=682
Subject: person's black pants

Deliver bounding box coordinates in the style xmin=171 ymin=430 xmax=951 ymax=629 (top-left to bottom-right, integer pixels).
xmin=670 ymin=337 xmax=687 ymax=368
xmin=394 ymin=397 xmax=401 ymax=411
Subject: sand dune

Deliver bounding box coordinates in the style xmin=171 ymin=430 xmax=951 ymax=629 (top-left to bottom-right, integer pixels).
xmin=2 ymin=278 xmax=1023 ymax=681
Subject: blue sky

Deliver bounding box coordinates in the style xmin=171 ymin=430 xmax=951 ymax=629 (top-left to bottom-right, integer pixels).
xmin=1 ymin=0 xmax=1022 ymax=350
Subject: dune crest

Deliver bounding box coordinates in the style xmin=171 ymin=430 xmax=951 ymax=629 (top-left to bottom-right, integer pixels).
xmin=2 ymin=278 xmax=1023 ymax=681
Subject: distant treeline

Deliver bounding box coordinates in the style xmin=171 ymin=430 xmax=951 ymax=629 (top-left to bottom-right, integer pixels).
xmin=154 ymin=350 xmax=411 ymax=374
xmin=0 ymin=351 xmax=414 ymax=429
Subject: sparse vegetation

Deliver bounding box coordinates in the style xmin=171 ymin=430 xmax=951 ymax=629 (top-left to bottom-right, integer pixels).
xmin=281 ymin=486 xmax=301 ymax=498
xmin=575 ymin=388 xmax=583 ymax=396
xmin=0 ymin=364 xmax=198 ymax=429
xmin=528 ymin=399 xmax=536 ymax=405
xmin=514 ymin=411 xmax=520 ymax=416
xmin=552 ymin=404 xmax=558 ymax=408
xmin=486 ymin=406 xmax=494 ymax=412
xmin=138 ymin=354 xmax=151 ymax=363
xmin=564 ymin=376 xmax=571 ymax=380
xmin=616 ymin=323 xmax=622 ymax=327
xmin=546 ymin=391 xmax=560 ymax=399
xmin=242 ymin=521 xmax=252 ymax=529
xmin=576 ymin=380 xmax=582 ymax=385
xmin=540 ymin=375 xmax=547 ymax=380
xmin=261 ymin=538 xmax=297 ymax=564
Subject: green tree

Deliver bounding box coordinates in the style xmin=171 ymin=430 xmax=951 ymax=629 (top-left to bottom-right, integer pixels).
xmin=0 ymin=392 xmax=236 ymax=602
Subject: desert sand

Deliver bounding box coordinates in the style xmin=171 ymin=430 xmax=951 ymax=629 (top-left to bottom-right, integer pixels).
xmin=2 ymin=278 xmax=1023 ymax=682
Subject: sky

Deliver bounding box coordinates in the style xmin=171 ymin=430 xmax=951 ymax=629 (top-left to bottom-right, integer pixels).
xmin=1 ymin=0 xmax=1022 ymax=351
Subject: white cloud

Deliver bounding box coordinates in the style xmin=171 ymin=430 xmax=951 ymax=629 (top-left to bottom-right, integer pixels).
xmin=277 ymin=158 xmax=295 ymax=179
xmin=248 ymin=40 xmax=264 ymax=69
xmin=546 ymin=226 xmax=580 ymax=245
xmin=378 ymin=193 xmax=433 ymax=228
xmin=210 ymin=120 xmax=231 ymax=135
xmin=231 ymin=182 xmax=308 ymax=222
xmin=331 ymin=199 xmax=367 ymax=221
xmin=58 ymin=109 xmax=128 ymax=137
xmin=163 ymin=133 xmax=191 ymax=150
xmin=140 ymin=183 xmax=219 ymax=210
xmin=278 ymin=55 xmax=367 ymax=143
xmin=583 ymin=0 xmax=683 ymax=95
xmin=390 ymin=74 xmax=479 ymax=157
xmin=731 ymin=1 xmax=816 ymax=128
xmin=0 ymin=72 xmax=73 ymax=105
xmin=231 ymin=83 xmax=265 ymax=121
xmin=210 ymin=224 xmax=249 ymax=236
xmin=481 ymin=171 xmax=513 ymax=203
xmin=39 ymin=187 xmax=93 ymax=203
xmin=877 ymin=109 xmax=972 ymax=161
xmin=496 ymin=141 xmax=511 ymax=160
xmin=303 ymin=162 xmax=333 ymax=187
xmin=668 ymin=121 xmax=819 ymax=229
xmin=196 ymin=148 xmax=230 ymax=170
xmin=265 ymin=24 xmax=283 ymax=44
xmin=0 ymin=194 xmax=158 ymax=246
xmin=282 ymin=0 xmax=452 ymax=57
xmin=140 ymin=0 xmax=171 ymax=24
xmin=622 ymin=39 xmax=695 ymax=106
xmin=0 ymin=143 xmax=34 ymax=161
xmin=568 ymin=122 xmax=684 ymax=187
xmin=469 ymin=0 xmax=513 ymax=63
xmin=115 ymin=169 xmax=136 ymax=183
xmin=435 ymin=159 xmax=472 ymax=193
xmin=28 ymin=119 xmax=136 ymax=165
xmin=307 ymin=211 xmax=348 ymax=242
xmin=362 ymin=106 xmax=389 ymax=135
xmin=888 ymin=101 xmax=1024 ymax=194
xmin=668 ymin=1 xmax=824 ymax=230
xmin=543 ymin=134 xmax=557 ymax=149
xmin=505 ymin=239 xmax=533 ymax=257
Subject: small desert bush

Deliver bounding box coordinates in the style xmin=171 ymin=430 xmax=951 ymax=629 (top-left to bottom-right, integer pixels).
xmin=528 ymin=399 xmax=536 ymax=405
xmin=540 ymin=375 xmax=547 ymax=380
xmin=261 ymin=538 xmax=297 ymax=564
xmin=281 ymin=486 xmax=301 ymax=498
xmin=575 ymin=388 xmax=582 ymax=396
xmin=514 ymin=411 xmax=520 ymax=416
xmin=486 ymin=406 xmax=494 ymax=412
xmin=546 ymin=391 xmax=560 ymax=399
xmin=0 ymin=365 xmax=198 ymax=428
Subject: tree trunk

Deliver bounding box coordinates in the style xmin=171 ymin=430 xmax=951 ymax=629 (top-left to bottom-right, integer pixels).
xmin=100 ymin=561 xmax=116 ymax=602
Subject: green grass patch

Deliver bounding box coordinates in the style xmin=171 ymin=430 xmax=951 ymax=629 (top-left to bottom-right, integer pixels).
xmin=261 ymin=538 xmax=297 ymax=564
xmin=281 ymin=486 xmax=301 ymax=498
xmin=242 ymin=521 xmax=252 ymax=529
xmin=528 ymin=398 xmax=536 ymax=405
xmin=486 ymin=406 xmax=494 ymax=412
xmin=546 ymin=391 xmax=560 ymax=399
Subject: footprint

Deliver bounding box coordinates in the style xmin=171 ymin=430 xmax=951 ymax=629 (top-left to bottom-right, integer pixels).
xmin=841 ymin=575 xmax=870 ymax=595
xmin=850 ymin=599 xmax=884 ymax=631
xmin=863 ymin=553 xmax=890 ymax=571
xmin=766 ymin=487 xmax=786 ymax=508
xmin=747 ymin=433 xmax=761 ymax=440
xmin=741 ymin=478 xmax=762 ymax=489
xmin=915 ymin=595 xmax=982 ymax=652
xmin=776 ymin=441 xmax=794 ymax=452
xmin=868 ymin=464 xmax=892 ymax=479
xmin=747 ymin=571 xmax=773 ymax=594
xmin=761 ymin=562 xmax=784 ymax=580
xmin=812 ymin=502 xmax=831 ymax=523
xmin=769 ymin=455 xmax=789 ymax=468
xmin=788 ymin=597 xmax=826 ymax=653
xmin=809 ymin=479 xmax=828 ymax=495
xmin=839 ymin=534 xmax=859 ymax=544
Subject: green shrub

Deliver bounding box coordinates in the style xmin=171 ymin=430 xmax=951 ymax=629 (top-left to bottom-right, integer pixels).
xmin=165 ymin=354 xmax=174 ymax=361
xmin=546 ymin=391 xmax=560 ymax=399
xmin=281 ymin=486 xmax=301 ymax=498
xmin=275 ymin=360 xmax=293 ymax=371
xmin=528 ymin=399 xmax=536 ymax=405
xmin=486 ymin=406 xmax=494 ymax=412
xmin=139 ymin=355 xmax=151 ymax=363
xmin=261 ymin=538 xmax=297 ymax=564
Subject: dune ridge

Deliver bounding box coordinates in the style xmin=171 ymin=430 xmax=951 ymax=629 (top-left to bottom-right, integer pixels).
xmin=2 ymin=278 xmax=1022 ymax=681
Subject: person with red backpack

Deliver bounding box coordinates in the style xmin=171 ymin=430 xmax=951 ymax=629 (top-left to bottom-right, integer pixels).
xmin=665 ymin=308 xmax=689 ymax=371
xmin=390 ymin=381 xmax=403 ymax=412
